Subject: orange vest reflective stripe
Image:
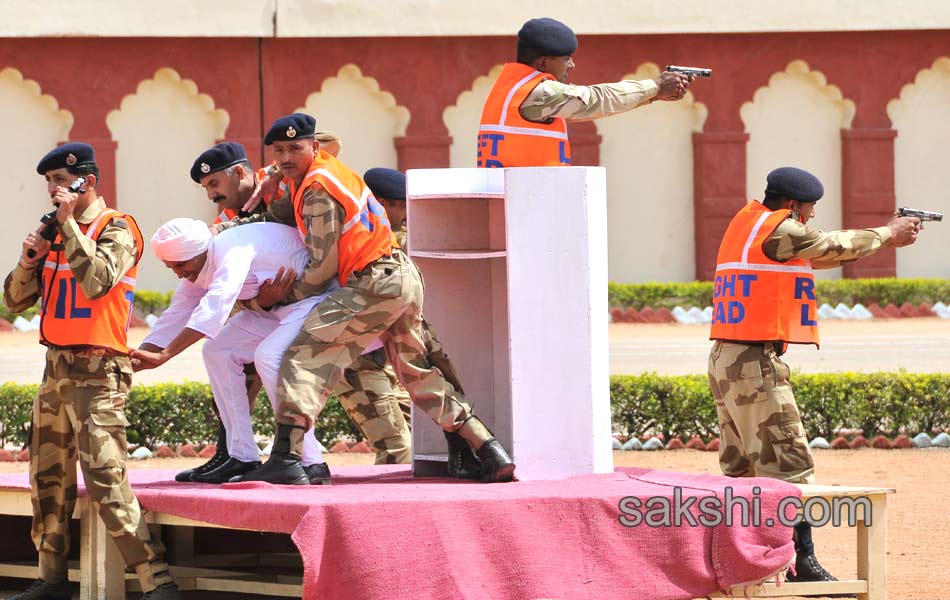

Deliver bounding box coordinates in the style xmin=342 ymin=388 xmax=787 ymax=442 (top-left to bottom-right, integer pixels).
xmin=709 ymin=201 xmax=819 ymax=347
xmin=477 ymin=62 xmax=571 ymax=168
xmin=40 ymin=208 xmax=144 ymax=353
xmin=292 ymin=151 xmax=394 ymax=285
xmin=213 ymin=167 xmax=280 ymax=224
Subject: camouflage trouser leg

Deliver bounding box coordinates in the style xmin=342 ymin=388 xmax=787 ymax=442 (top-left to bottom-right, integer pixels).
xmin=335 ymin=349 xmax=412 ymax=464
xmin=707 ymin=341 xmax=815 ymax=484
xmin=275 ymin=251 xmax=474 ymax=454
xmin=30 ymin=349 xmax=170 ymax=589
xmin=420 ymin=319 xmax=465 ymax=394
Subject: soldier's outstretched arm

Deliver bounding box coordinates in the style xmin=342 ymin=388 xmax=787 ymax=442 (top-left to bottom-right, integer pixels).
xmin=762 ymin=215 xmax=920 ymax=269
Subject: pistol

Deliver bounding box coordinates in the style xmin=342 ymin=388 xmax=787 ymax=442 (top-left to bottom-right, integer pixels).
xmin=26 ymin=176 xmax=87 ymax=259
xmin=665 ymin=65 xmax=712 ymax=78
xmin=898 ymin=207 xmax=943 ymax=222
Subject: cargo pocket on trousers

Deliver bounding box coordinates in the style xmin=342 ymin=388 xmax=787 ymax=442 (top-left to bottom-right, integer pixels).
xmin=765 ymin=422 xmax=813 ymax=474
xmin=88 ymin=409 xmax=130 ymax=428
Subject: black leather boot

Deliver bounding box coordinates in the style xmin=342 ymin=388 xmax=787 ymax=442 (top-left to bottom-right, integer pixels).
xmin=444 ymin=431 xmax=481 ymax=479
xmin=476 ymin=438 xmax=516 ymax=483
xmin=139 ymin=582 xmax=183 ymax=600
xmin=786 ymin=522 xmax=853 ymax=597
xmin=12 ymin=579 xmax=71 ymax=600
xmin=192 ymin=457 xmax=262 ymax=484
xmin=304 ymin=462 xmax=332 ymax=485
xmin=229 ymin=424 xmax=309 ymax=485
xmin=176 ymin=421 xmax=229 ymax=482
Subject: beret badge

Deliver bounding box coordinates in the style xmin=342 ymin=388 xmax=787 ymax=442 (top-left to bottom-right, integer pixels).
xmin=65 ymin=153 xmax=77 ymax=166
xmin=286 ymin=126 xmax=297 ymax=138
xmin=200 ymin=162 xmax=211 ymax=174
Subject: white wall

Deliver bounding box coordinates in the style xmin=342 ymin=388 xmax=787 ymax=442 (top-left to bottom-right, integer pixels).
xmin=595 ymin=63 xmax=706 ymax=283
xmin=444 ymin=65 xmax=503 ymax=168
xmin=741 ymin=60 xmax=855 ymax=280
xmin=0 ymin=68 xmax=73 ymax=274
xmin=296 ymin=64 xmax=409 ymax=177
xmin=107 ymin=68 xmax=228 ymax=292
xmin=888 ymin=57 xmax=950 ymax=279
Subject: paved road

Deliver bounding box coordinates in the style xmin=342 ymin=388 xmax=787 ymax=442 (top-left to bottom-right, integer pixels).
xmin=1 ymin=318 xmax=948 ymax=383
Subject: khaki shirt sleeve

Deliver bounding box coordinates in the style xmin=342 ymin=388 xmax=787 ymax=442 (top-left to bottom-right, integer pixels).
xmin=519 ymin=78 xmax=659 ymax=123
xmin=61 ymin=218 xmax=139 ymax=300
xmin=3 ymin=263 xmax=42 ymax=313
xmin=762 ymin=218 xmax=894 ymax=269
xmin=284 ymin=183 xmax=343 ymax=305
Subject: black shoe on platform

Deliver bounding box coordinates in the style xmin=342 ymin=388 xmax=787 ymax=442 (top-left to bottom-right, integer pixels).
xmin=229 ymin=453 xmax=309 ymax=485
xmin=140 ymin=582 xmax=183 ymax=600
xmin=12 ymin=579 xmax=71 ymax=600
xmin=476 ymin=438 xmax=516 ymax=483
xmin=786 ymin=553 xmax=853 ymax=597
xmin=445 ymin=431 xmax=481 ymax=479
xmin=191 ymin=457 xmax=261 ymax=484
xmin=175 ymin=423 xmax=229 ymax=482
xmin=304 ymin=462 xmax=332 ymax=485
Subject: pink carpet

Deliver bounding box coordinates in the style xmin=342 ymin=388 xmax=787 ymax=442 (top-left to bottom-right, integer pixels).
xmin=0 ymin=466 xmax=798 ymax=599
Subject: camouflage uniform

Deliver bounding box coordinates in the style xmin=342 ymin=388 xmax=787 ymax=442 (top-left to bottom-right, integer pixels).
xmin=229 ymin=181 xmax=486 ymax=455
xmin=708 ymin=217 xmax=894 ymax=484
xmin=3 ymin=199 xmax=170 ymax=590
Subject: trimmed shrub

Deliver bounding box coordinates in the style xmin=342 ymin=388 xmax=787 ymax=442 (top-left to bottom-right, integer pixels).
xmin=608 ymin=278 xmax=950 ymax=310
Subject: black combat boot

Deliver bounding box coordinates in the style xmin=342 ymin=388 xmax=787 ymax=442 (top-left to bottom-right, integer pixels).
xmin=304 ymin=462 xmax=332 ymax=485
xmin=476 ymin=438 xmax=516 ymax=483
xmin=12 ymin=579 xmax=71 ymax=600
xmin=139 ymin=582 xmax=183 ymax=600
xmin=175 ymin=420 xmax=229 ymax=482
xmin=229 ymin=424 xmax=309 ymax=485
xmin=786 ymin=522 xmax=853 ymax=597
xmin=191 ymin=457 xmax=262 ymax=484
xmin=444 ymin=431 xmax=481 ymax=479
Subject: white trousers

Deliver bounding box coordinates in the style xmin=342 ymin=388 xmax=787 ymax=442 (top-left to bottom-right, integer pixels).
xmin=202 ymin=297 xmax=325 ymax=465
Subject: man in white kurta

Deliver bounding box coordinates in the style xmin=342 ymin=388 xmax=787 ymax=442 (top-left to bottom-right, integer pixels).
xmin=135 ymin=219 xmax=333 ymax=484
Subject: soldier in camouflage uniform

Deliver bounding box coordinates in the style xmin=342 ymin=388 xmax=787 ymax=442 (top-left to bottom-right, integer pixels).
xmin=222 ymin=114 xmax=513 ymax=485
xmin=708 ymin=166 xmax=920 ymax=587
xmin=4 ymin=143 xmax=179 ymax=599
xmin=198 ymin=141 xmax=414 ymax=466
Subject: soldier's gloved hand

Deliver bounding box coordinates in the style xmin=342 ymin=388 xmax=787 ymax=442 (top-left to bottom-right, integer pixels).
xmin=887 ymin=216 xmax=921 ymax=247
xmin=257 ymin=267 xmax=297 ymax=309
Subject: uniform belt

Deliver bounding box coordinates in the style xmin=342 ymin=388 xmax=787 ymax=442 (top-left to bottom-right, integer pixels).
xmin=70 ymin=347 xmax=122 ymax=359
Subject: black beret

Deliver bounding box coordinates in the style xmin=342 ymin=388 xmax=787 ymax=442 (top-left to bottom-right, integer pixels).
xmin=364 ymin=168 xmax=406 ymax=201
xmin=518 ymin=17 xmax=578 ymax=57
xmin=264 ymin=113 xmax=316 ymax=145
xmin=36 ymin=142 xmax=96 ymax=175
xmin=765 ymin=167 xmax=824 ymax=203
xmin=190 ymin=142 xmax=248 ymax=183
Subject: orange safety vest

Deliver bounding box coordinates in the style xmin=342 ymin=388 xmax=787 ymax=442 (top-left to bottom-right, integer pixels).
xmin=709 ymin=201 xmax=819 ymax=347
xmin=292 ymin=150 xmax=394 ymax=285
xmin=477 ymin=62 xmax=571 ymax=168
xmin=213 ymin=167 xmax=281 ymax=224
xmin=40 ymin=208 xmax=144 ymax=353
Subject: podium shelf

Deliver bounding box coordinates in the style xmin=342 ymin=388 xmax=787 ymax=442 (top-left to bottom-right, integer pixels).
xmin=411 ymin=250 xmax=507 ymax=259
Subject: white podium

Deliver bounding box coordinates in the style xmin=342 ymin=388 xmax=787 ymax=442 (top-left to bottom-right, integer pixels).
xmin=406 ymin=167 xmax=612 ymax=481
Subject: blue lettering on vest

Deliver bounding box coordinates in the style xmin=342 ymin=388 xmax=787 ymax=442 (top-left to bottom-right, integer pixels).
xmin=558 ymin=141 xmax=571 ymax=165
xmin=477 ymin=133 xmax=505 ymax=167
xmin=69 ymin=279 xmax=91 ymax=319
xmin=800 ymin=303 xmax=817 ymax=327
xmin=794 ymin=277 xmax=815 ymax=300
xmin=737 ymin=274 xmax=757 ymax=297
xmin=720 ymin=274 xmax=736 ymax=298
xmin=125 ymin=290 xmax=135 ymax=331
xmin=713 ymin=301 xmax=726 ymax=324
xmin=53 ymin=277 xmax=92 ymax=319
xmin=728 ymin=301 xmax=745 ymax=323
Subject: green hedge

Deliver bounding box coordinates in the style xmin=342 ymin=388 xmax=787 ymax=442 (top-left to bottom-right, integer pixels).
xmin=0 ymin=381 xmax=359 ymax=449
xmin=608 ymin=278 xmax=950 ymax=310
xmin=611 ymin=372 xmax=950 ymax=441
xmin=3 ymin=373 xmax=949 ymax=449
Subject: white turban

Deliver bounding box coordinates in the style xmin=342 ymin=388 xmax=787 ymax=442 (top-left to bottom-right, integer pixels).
xmin=150 ymin=218 xmax=213 ymax=262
